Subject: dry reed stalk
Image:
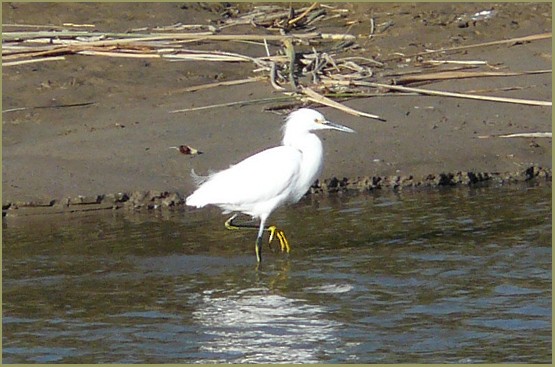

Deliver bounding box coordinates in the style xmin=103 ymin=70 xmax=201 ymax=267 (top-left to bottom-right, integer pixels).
xmin=2 ymin=45 xmax=60 ymax=55
xmin=423 ymin=60 xmax=488 ymax=66
xmin=283 ymin=38 xmax=297 ymax=90
xmin=169 ymin=96 xmax=296 ymax=113
xmin=77 ymin=50 xmax=162 ymax=58
xmin=463 ymin=86 xmax=527 ymax=94
xmin=62 ymin=22 xmax=95 ymax=28
xmin=3 ymin=31 xmax=355 ymax=43
xmin=301 ymin=86 xmax=385 ymax=120
xmin=2 ymin=101 xmax=96 ymax=113
xmin=395 ymin=69 xmax=552 ymax=85
xmin=2 ymin=46 xmax=69 ymax=60
xmin=288 ymin=2 xmax=320 ymax=25
xmin=3 ymin=56 xmax=66 ymax=66
xmin=331 ymin=81 xmax=552 ymax=107
xmin=2 ymin=44 xmax=121 ymax=60
xmin=163 ymin=54 xmax=250 ymax=62
xmin=3 ymin=23 xmax=94 ymax=29
xmin=381 ymin=65 xmax=477 ymax=78
xmin=477 ymin=132 xmax=552 ymax=139
xmin=406 ymin=32 xmax=552 ymax=58
xmin=168 ymin=77 xmax=264 ymax=94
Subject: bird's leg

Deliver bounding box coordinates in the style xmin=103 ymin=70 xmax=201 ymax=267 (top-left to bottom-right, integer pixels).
xmin=255 ymin=221 xmax=265 ymax=263
xmin=225 ymin=214 xmax=260 ymax=231
xmin=225 ymin=214 xmax=263 ymax=262
xmin=224 ymin=214 xmax=241 ymax=230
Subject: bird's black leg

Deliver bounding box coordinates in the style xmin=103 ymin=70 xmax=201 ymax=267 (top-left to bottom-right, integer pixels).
xmin=255 ymin=219 xmax=265 ymax=263
xmin=225 ymin=214 xmax=263 ymax=262
xmin=255 ymin=235 xmax=263 ymax=263
xmin=225 ymin=214 xmax=258 ymax=230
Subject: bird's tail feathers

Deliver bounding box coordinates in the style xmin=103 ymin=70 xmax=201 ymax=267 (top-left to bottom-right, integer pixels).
xmin=190 ymin=169 xmax=209 ymax=186
xmin=187 ymin=169 xmax=216 ymax=208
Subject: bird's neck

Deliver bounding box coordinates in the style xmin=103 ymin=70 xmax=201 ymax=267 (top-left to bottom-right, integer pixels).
xmin=283 ymin=130 xmax=322 ymax=153
xmin=283 ymin=131 xmax=324 ymax=198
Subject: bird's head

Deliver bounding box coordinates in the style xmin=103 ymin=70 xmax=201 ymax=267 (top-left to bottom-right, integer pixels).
xmin=285 ymin=108 xmax=355 ymax=134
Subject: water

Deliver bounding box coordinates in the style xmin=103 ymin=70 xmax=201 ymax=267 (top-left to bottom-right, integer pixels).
xmin=2 ymin=184 xmax=552 ymax=363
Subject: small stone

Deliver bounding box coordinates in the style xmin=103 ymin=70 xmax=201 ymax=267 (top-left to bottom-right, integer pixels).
xmin=13 ymin=199 xmax=56 ymax=207
xmin=69 ymin=195 xmax=102 ymax=205
xmin=161 ymin=192 xmax=184 ymax=207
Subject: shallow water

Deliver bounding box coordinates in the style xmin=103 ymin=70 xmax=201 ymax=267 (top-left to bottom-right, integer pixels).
xmin=2 ymin=184 xmax=552 ymax=363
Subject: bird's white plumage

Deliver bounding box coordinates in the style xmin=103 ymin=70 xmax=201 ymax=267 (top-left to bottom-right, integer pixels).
xmin=186 ymin=145 xmax=302 ymax=217
xmin=185 ymin=108 xmax=355 ymax=256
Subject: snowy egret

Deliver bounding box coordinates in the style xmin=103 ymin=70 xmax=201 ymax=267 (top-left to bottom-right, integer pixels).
xmin=186 ymin=108 xmax=355 ymax=262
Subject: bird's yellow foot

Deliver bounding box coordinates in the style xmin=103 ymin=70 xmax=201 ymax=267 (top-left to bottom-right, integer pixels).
xmin=267 ymin=225 xmax=290 ymax=253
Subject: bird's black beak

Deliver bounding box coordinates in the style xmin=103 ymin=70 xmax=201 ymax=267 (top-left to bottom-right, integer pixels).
xmin=325 ymin=121 xmax=356 ymax=133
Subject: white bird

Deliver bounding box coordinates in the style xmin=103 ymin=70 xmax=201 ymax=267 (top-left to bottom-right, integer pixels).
xmin=186 ymin=108 xmax=355 ymax=262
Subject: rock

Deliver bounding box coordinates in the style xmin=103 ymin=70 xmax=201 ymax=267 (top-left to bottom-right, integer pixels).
xmin=122 ymin=190 xmax=185 ymax=210
xmin=399 ymin=175 xmax=415 ymax=188
xmin=12 ymin=199 xmax=56 ymax=208
xmin=437 ymin=173 xmax=455 ymax=186
xmin=387 ymin=175 xmax=401 ymax=189
xmin=161 ymin=192 xmax=184 ymax=207
xmin=104 ymin=192 xmax=130 ymax=204
xmin=68 ymin=195 xmax=102 ymax=205
xmin=525 ymin=166 xmax=541 ymax=180
xmin=124 ymin=191 xmax=149 ymax=209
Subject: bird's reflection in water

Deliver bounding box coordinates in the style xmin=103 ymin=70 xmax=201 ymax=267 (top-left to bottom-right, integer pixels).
xmin=192 ymin=285 xmax=340 ymax=363
xmin=191 ymin=258 xmax=340 ymax=363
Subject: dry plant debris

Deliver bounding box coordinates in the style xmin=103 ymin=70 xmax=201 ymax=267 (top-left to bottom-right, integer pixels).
xmin=2 ymin=3 xmax=552 ymax=118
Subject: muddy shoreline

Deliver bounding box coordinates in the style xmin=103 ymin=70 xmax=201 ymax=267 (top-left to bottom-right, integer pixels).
xmin=3 ymin=165 xmax=551 ymax=217
xmin=2 ymin=3 xmax=552 ymax=214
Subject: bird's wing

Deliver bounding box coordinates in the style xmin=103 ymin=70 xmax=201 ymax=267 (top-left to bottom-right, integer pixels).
xmin=186 ymin=146 xmax=301 ymax=208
